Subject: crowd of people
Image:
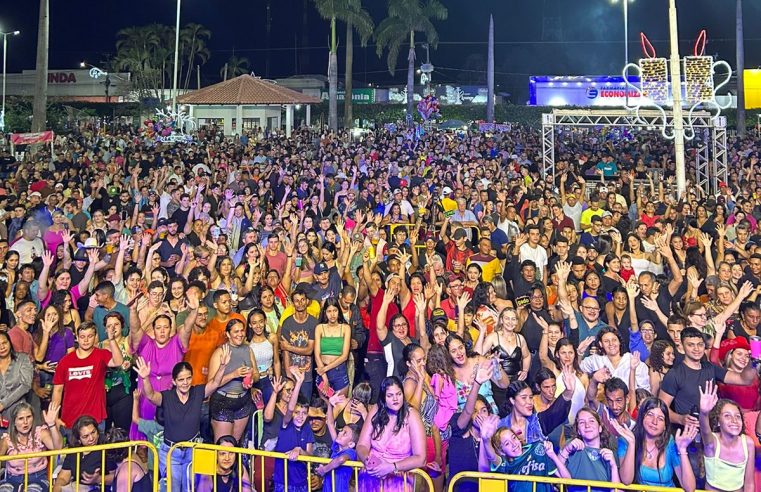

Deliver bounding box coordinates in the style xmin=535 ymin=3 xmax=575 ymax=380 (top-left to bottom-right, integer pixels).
xmin=0 ymin=121 xmax=759 ymax=492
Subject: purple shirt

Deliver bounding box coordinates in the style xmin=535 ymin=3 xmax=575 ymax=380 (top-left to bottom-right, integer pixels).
xmin=136 ymin=334 xmax=186 ymax=422
xmin=45 ymin=329 xmax=75 ymax=363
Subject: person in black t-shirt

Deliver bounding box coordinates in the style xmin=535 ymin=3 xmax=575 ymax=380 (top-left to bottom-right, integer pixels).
xmin=658 ymin=327 xmax=755 ymax=428
xmin=53 ymin=415 xmax=117 ymax=491
xmin=134 ymin=345 xmax=231 ymax=492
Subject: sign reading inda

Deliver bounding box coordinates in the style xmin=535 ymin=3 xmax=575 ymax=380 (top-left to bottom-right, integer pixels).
xmin=48 ymin=72 xmax=77 ymax=84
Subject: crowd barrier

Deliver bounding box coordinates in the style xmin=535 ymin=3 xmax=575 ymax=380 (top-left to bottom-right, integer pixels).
xmin=0 ymin=440 xmax=158 ymax=492
xmin=447 ymin=471 xmax=704 ymax=492
xmin=168 ymin=441 xmax=434 ymax=492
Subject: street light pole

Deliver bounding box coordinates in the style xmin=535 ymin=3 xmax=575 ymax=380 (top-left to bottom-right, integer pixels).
xmin=1 ymin=30 xmax=20 ymax=132
xmin=668 ymin=0 xmax=687 ymax=197
xmin=172 ymin=0 xmax=182 ymax=114
xmin=623 ymin=0 xmax=628 ymax=106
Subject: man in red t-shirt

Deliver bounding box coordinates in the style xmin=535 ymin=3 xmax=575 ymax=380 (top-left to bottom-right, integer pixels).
xmin=52 ymin=321 xmax=124 ymax=428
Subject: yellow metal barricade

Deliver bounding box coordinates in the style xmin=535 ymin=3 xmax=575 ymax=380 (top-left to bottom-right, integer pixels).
xmin=448 ymin=471 xmax=705 ymax=492
xmin=0 ymin=440 xmax=158 ymax=492
xmin=169 ymin=441 xmax=434 ymax=492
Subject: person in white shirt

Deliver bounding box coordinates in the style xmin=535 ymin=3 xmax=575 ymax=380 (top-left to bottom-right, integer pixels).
xmin=10 ymin=220 xmax=45 ymax=264
xmin=519 ymin=224 xmax=548 ymax=282
xmin=384 ymin=188 xmax=414 ymax=217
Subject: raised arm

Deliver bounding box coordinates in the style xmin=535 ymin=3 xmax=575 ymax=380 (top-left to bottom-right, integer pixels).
xmin=376 ymin=285 xmax=398 ymax=344
xmin=37 ymin=250 xmax=55 ymax=301
xmin=204 ymin=345 xmax=231 ymax=398
xmin=282 ymin=367 xmax=305 ymax=426
xmin=133 ymin=357 xmax=162 ymax=407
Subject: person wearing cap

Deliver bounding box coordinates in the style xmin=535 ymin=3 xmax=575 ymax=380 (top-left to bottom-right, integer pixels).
xmin=441 ymin=218 xmax=473 ymax=274
xmin=708 ymin=332 xmax=760 ymax=411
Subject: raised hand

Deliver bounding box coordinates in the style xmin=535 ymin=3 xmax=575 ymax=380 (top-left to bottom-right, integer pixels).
xmin=699 ymin=232 xmax=713 ymax=250
xmin=699 ymin=380 xmax=718 ymax=415
xmin=675 ymin=422 xmax=698 ymax=452
xmin=271 ymin=376 xmax=285 ymax=395
xmin=554 ymin=261 xmax=571 ymax=281
xmin=43 ymin=401 xmax=60 ymax=427
xmin=532 ymin=312 xmax=549 ymax=331
xmin=641 ymin=296 xmax=659 ymax=312
xmin=474 ymin=362 xmax=492 ymax=385
xmin=41 ymin=250 xmax=55 ymax=268
xmin=219 ymin=344 xmax=231 ymax=366
xmin=87 ymin=248 xmax=100 ymax=264
xmin=630 ymin=351 xmax=641 ymax=370
xmin=592 ymin=367 xmax=612 ymax=384
xmin=290 ymin=365 xmax=305 ymax=384
xmin=413 ymin=292 xmax=427 ymax=313
xmin=560 ymin=364 xmax=576 ymax=395
xmin=133 ymin=357 xmax=151 ymax=379
xmin=625 ymin=281 xmax=640 ymax=299
xmin=610 ymin=418 xmax=634 ymax=444
xmin=739 ymin=280 xmax=754 ymax=299
xmin=686 ymin=269 xmax=703 ymax=290
xmin=328 ymin=393 xmax=347 ymax=408
xmin=457 ymin=292 xmax=472 ymax=311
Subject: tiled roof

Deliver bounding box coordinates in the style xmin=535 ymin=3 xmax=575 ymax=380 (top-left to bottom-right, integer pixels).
xmin=177 ymin=74 xmax=321 ymax=105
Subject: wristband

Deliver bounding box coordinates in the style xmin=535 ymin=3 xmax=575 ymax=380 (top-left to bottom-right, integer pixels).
xmin=393 ymin=463 xmax=398 ymax=473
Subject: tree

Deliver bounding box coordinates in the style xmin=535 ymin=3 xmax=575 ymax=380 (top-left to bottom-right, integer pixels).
xmin=314 ymin=0 xmax=370 ymax=131
xmin=114 ymin=25 xmax=171 ymax=103
xmin=220 ymin=56 xmax=251 ymax=80
xmin=31 ymin=0 xmax=49 ymax=132
xmin=343 ymin=2 xmax=374 ymax=127
xmin=375 ymin=0 xmax=448 ymax=125
xmin=736 ymin=0 xmax=746 ymax=137
xmin=180 ymin=23 xmax=212 ymax=90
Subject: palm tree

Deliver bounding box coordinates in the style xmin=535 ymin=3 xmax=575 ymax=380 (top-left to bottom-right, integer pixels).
xmin=31 ymin=0 xmax=49 ymax=132
xmin=736 ymin=0 xmax=746 ymax=137
xmin=114 ymin=24 xmax=173 ymax=102
xmin=343 ymin=2 xmax=374 ymax=127
xmin=181 ymin=23 xmax=212 ymax=90
xmin=375 ymin=0 xmax=448 ymax=125
xmin=220 ymin=56 xmax=251 ymax=80
xmin=314 ymin=0 xmax=372 ymax=131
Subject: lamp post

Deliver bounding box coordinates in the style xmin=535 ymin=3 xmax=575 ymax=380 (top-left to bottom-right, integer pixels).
xmin=172 ymin=0 xmax=182 ymax=114
xmin=0 ymin=30 xmax=20 ymax=132
xmin=611 ymin=0 xmax=633 ymax=106
xmin=667 ymin=0 xmax=687 ymax=197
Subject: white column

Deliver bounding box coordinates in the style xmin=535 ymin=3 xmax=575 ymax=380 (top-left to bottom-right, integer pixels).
xmin=668 ymin=0 xmax=686 ymax=197
xmin=306 ymin=105 xmax=311 ymax=127
xmin=236 ymin=105 xmax=243 ymax=135
xmin=285 ymin=104 xmax=293 ymax=137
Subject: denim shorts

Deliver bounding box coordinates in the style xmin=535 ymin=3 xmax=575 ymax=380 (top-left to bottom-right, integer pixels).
xmin=319 ymin=364 xmax=349 ymax=391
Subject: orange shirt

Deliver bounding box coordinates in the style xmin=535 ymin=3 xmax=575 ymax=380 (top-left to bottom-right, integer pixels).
xmin=184 ymin=313 xmax=244 ymax=385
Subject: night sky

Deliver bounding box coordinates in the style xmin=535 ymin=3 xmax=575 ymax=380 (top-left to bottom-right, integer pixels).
xmin=2 ymin=0 xmax=760 ymax=101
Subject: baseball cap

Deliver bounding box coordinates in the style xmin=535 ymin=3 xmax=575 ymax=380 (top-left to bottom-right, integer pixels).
xmin=314 ymin=262 xmax=329 ymax=274
xmin=156 ymin=218 xmax=169 ymax=227
xmin=441 ymin=186 xmax=453 ymax=197
xmin=431 ymin=308 xmax=448 ymax=326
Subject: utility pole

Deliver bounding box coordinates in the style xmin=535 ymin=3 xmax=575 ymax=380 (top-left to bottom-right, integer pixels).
xmin=668 ymin=0 xmax=687 ymax=197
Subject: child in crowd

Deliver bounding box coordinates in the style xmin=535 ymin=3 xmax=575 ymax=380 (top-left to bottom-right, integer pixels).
xmin=273 ymin=367 xmax=314 ymax=492
xmin=619 ymin=255 xmax=635 ymax=282
xmin=478 ymin=415 xmax=571 ymax=492
xmin=316 ymin=393 xmax=360 ymax=492
xmin=428 ymin=344 xmax=458 ymax=433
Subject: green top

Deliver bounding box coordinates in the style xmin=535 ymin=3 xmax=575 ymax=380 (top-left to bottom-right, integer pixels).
xmin=320 ymin=333 xmax=344 ymax=357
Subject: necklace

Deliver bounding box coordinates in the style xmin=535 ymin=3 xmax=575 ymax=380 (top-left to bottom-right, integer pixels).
xmin=645 ymin=444 xmax=658 ymax=459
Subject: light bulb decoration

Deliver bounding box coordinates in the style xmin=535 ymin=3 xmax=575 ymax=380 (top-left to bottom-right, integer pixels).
xmin=622 ymin=31 xmax=731 ymax=142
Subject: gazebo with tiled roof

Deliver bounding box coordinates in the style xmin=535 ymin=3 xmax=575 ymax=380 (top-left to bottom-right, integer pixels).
xmin=177 ymin=74 xmax=320 ymax=136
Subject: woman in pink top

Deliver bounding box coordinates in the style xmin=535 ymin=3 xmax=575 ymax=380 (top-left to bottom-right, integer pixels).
xmin=37 ymin=247 xmax=98 ymax=309
xmin=357 ymin=376 xmax=426 ymax=492
xmin=0 ymin=401 xmax=63 ymax=492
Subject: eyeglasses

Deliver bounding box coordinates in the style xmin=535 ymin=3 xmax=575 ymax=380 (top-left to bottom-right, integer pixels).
xmin=581 ymin=305 xmax=600 ymax=311
xmin=692 ymin=312 xmax=708 ymax=318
